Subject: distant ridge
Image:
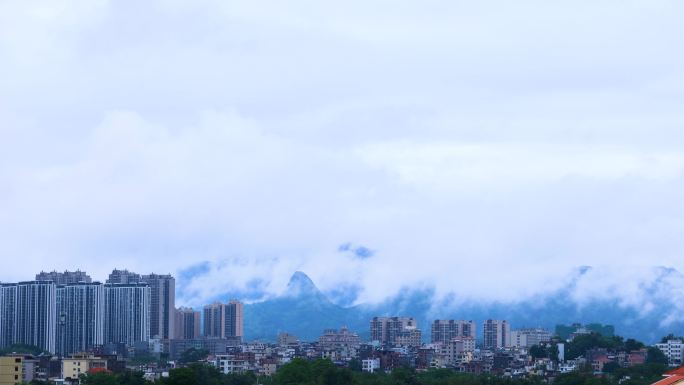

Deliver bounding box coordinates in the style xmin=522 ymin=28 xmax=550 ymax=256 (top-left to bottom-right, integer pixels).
xmin=242 ymin=267 xmax=684 ymax=343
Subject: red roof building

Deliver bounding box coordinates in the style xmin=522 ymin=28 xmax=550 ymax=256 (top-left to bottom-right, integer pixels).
xmin=652 ymin=367 xmax=684 ymax=385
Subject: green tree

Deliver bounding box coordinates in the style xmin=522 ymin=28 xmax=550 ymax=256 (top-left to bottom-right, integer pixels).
xmin=624 ymin=339 xmax=645 ymax=352
xmin=163 ymin=367 xmax=199 ymax=385
xmin=178 ymin=348 xmax=209 ymax=364
xmin=79 ymin=372 xmax=119 ymax=385
xmin=602 ymin=361 xmax=620 ymax=373
xmin=273 ymin=358 xmax=312 ymax=385
xmin=646 ymin=347 xmax=668 ymax=364
xmin=348 ymin=358 xmax=362 ymax=372
xmin=118 ymin=371 xmax=146 ymax=385
xmin=661 ymin=334 xmax=684 ymax=343
xmin=529 ymin=345 xmax=548 ymax=359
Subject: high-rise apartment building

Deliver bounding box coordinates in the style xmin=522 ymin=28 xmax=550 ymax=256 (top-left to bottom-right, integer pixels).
xmin=431 ymin=320 xmax=477 ymax=344
xmin=202 ymin=301 xmax=244 ymax=339
xmin=370 ymin=317 xmax=421 ymax=347
xmin=103 ymin=284 xmax=151 ymax=345
xmin=174 ymin=307 xmax=201 ymax=340
xmin=13 ymin=281 xmax=57 ymax=354
xmin=106 ymin=269 xmax=142 ymax=284
xmin=0 ymin=284 xmax=17 ymax=349
xmin=140 ymin=274 xmax=175 ymax=340
xmin=56 ymin=283 xmax=104 ymax=356
xmin=35 ymin=270 xmax=92 ymax=285
xmin=224 ymin=300 xmax=243 ymax=338
xmin=483 ymin=319 xmax=510 ymax=350
xmin=106 ymin=270 xmax=175 ymax=341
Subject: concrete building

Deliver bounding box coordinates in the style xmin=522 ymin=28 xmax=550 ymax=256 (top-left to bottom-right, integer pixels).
xmin=61 ymin=354 xmax=107 ymax=381
xmin=169 ymin=338 xmax=241 ymax=360
xmin=0 ymin=285 xmax=17 ymax=349
xmin=106 ymin=270 xmax=175 ymax=341
xmin=395 ymin=328 xmax=422 ymax=348
xmin=140 ymin=274 xmax=175 ymax=340
xmin=174 ymin=307 xmax=201 ymax=340
xmin=370 ymin=317 xmax=421 ymax=347
xmin=103 ymin=283 xmax=151 ymax=345
xmin=508 ymin=328 xmax=552 ymax=348
xmin=203 ymin=301 xmax=244 ymax=339
xmin=0 ymin=356 xmax=23 ymax=385
xmin=431 ymin=320 xmax=476 ymax=344
xmin=14 ymin=282 xmax=57 ymax=354
xmin=362 ymin=358 xmax=380 ymax=373
xmin=106 ymin=269 xmax=142 ymax=285
xmin=277 ymin=333 xmax=299 ymax=347
xmin=318 ymin=327 xmax=361 ymax=349
xmin=439 ymin=339 xmax=465 ymax=366
xmin=455 ymin=336 xmax=476 ymax=352
xmin=213 ymin=354 xmax=250 ymax=374
xmin=56 ymin=283 xmax=105 ymax=357
xmin=35 ymin=271 xmax=92 ymax=285
xmin=656 ymin=339 xmax=684 ymax=367
xmin=483 ymin=320 xmax=510 ymax=350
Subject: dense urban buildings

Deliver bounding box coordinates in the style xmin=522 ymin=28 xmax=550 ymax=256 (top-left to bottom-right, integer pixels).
xmin=0 ymin=267 xmax=670 ymax=383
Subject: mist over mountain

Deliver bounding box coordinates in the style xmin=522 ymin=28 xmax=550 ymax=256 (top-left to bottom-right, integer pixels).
xmin=240 ymin=267 xmax=684 ymax=343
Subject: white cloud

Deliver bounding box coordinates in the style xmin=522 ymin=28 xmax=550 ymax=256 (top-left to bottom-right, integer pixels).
xmin=1 ymin=0 xmax=683 ymax=313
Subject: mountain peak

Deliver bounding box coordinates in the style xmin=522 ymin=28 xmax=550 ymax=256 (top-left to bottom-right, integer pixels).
xmin=286 ymin=271 xmax=319 ymax=297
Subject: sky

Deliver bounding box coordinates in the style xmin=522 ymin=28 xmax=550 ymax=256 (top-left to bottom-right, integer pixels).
xmin=1 ymin=0 xmax=684 ymax=308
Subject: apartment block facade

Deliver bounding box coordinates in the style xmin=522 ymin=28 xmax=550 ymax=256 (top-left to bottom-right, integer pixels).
xmin=103 ymin=283 xmax=151 ymax=345
xmin=203 ymin=301 xmax=244 ymax=339
xmin=431 ymin=320 xmax=477 ymax=344
xmin=483 ymin=319 xmax=510 ymax=350
xmin=370 ymin=316 xmax=421 ymax=347
xmin=56 ymin=283 xmax=105 ymax=356
xmin=174 ymin=307 xmax=201 ymax=340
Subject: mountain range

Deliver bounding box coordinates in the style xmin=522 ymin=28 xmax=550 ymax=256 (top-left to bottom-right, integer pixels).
xmin=242 ymin=267 xmax=684 ymax=344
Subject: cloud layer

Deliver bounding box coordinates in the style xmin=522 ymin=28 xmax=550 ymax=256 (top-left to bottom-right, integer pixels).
xmin=1 ymin=0 xmax=684 ymax=310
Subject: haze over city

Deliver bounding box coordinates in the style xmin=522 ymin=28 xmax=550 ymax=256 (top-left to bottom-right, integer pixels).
xmin=2 ymin=0 xmax=684 ymax=313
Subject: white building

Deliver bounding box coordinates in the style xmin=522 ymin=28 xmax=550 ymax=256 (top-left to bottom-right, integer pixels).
xmin=656 ymin=340 xmax=684 ymax=367
xmin=508 ymin=328 xmax=552 ymax=348
xmin=214 ymin=354 xmax=250 ymax=374
xmin=362 ymin=358 xmax=380 ymax=373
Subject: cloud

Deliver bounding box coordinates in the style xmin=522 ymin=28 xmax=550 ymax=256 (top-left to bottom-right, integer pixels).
xmin=1 ymin=0 xmax=684 ymax=314
xmin=338 ymin=243 xmax=374 ymax=259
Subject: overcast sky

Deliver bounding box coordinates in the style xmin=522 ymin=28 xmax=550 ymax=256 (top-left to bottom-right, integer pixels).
xmin=1 ymin=0 xmax=683 ymax=307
